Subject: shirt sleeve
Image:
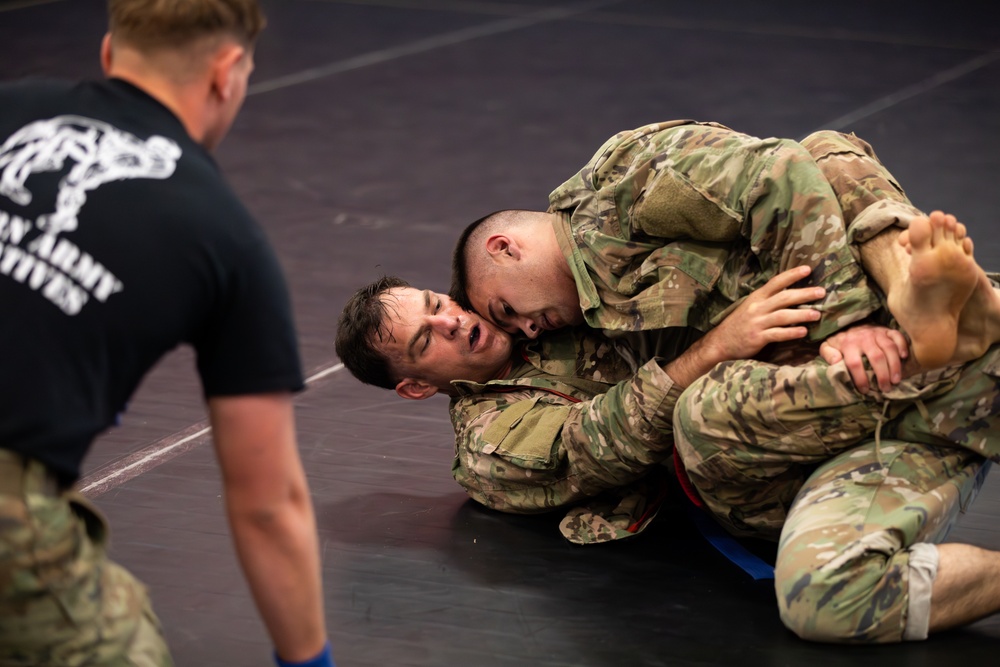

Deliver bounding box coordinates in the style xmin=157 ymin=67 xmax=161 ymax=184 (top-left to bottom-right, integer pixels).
xmin=451 ymin=358 xmax=682 ymax=513
xmin=193 ymin=225 xmax=305 ymax=397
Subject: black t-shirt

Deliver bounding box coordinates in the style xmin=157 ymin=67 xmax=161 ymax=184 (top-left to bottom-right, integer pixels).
xmin=0 ymin=78 xmax=304 ymax=482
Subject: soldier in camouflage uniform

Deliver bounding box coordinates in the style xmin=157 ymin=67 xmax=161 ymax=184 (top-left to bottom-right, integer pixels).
xmin=336 ymin=275 xmax=1000 ymax=642
xmin=451 ymin=121 xmax=915 ymax=337
xmin=451 ymin=120 xmax=1000 ymax=372
xmin=343 ymin=120 xmax=1000 ymax=640
xmin=337 ymin=277 xmax=693 ymax=542
xmin=336 ymin=269 xmax=835 ymax=544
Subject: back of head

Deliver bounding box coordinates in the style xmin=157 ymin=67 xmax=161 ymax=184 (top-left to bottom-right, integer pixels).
xmin=449 ymin=209 xmax=536 ymax=311
xmin=335 ymin=276 xmax=410 ymax=390
xmin=108 ymin=0 xmax=266 ymax=51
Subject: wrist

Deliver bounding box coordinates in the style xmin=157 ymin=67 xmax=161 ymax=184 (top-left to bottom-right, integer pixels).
xmin=666 ymin=339 xmax=725 ymax=387
xmin=274 ymin=642 xmax=334 ymax=667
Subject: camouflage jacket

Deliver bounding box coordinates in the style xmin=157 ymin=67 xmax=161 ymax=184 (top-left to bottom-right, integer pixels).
xmin=548 ymin=120 xmax=881 ymax=339
xmin=449 ymin=327 xmax=695 ymax=543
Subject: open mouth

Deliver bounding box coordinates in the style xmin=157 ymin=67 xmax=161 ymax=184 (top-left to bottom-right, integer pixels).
xmin=469 ymin=324 xmax=481 ymax=351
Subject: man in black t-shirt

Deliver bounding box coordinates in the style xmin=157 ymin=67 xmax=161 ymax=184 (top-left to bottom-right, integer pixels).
xmin=0 ymin=2 xmax=332 ymax=666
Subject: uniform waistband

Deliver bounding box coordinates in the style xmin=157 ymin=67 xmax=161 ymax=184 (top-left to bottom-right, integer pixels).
xmin=0 ymin=449 xmax=62 ymax=497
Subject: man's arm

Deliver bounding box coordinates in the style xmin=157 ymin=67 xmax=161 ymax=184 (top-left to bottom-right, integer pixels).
xmin=208 ymin=393 xmax=328 ymax=664
xmin=452 ymin=267 xmax=829 ymax=513
xmin=662 ymin=266 xmax=825 ymax=387
xmin=451 ymin=358 xmax=684 ymax=513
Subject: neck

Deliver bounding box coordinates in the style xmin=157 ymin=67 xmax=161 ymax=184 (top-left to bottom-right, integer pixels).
xmin=102 ymin=35 xmax=218 ymax=146
xmin=493 ymin=357 xmax=514 ymax=381
xmin=109 ymin=67 xmax=207 ymax=143
xmin=538 ymin=212 xmax=575 ymax=281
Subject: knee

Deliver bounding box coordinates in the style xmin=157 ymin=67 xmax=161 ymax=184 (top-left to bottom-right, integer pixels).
xmin=775 ymin=553 xmax=856 ymax=642
xmin=775 ymin=536 xmax=908 ymax=643
xmin=674 ymin=360 xmax=746 ymax=428
xmin=674 ymin=378 xmax=704 ymax=432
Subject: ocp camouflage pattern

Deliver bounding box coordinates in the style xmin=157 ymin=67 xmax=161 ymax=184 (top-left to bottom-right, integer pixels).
xmin=0 ymin=453 xmax=172 ymax=666
xmin=675 ymin=344 xmax=1000 ymax=540
xmin=776 ymin=439 xmax=989 ymax=642
xmin=449 ymin=327 xmax=696 ymax=542
xmin=547 ymin=121 xmax=920 ymax=337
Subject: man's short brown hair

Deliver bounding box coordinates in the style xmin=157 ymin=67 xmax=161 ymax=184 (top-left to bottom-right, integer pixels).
xmin=108 ymin=0 xmax=266 ymax=50
xmin=335 ymin=276 xmax=411 ymax=390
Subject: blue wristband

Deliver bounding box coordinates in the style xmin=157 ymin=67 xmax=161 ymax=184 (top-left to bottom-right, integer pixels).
xmin=274 ymin=642 xmax=334 ymax=667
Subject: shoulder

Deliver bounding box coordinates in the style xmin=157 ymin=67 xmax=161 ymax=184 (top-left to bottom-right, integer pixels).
xmin=0 ymin=78 xmax=75 ymax=127
xmin=0 ymin=77 xmax=72 ymax=98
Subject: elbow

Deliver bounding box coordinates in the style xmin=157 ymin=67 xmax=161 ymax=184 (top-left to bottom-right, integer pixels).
xmin=226 ymin=483 xmax=310 ymax=530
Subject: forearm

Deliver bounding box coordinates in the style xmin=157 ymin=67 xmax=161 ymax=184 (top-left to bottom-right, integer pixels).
xmin=451 ymin=359 xmax=683 ymax=513
xmin=209 ymin=393 xmax=328 ymax=664
xmin=661 ymin=333 xmax=727 ymax=389
xmin=564 ymin=358 xmax=684 ymax=488
xmin=227 ymin=487 xmax=327 ymax=662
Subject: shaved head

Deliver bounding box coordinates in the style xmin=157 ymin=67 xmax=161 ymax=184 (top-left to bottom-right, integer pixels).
xmin=450 ymin=209 xmax=547 ymax=310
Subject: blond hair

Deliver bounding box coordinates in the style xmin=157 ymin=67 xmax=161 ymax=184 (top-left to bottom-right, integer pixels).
xmin=108 ymin=0 xmax=266 ymax=50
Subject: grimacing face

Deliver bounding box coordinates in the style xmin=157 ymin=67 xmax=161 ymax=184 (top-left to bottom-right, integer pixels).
xmin=468 ymin=263 xmax=583 ymax=339
xmin=379 ymin=287 xmax=514 ymax=393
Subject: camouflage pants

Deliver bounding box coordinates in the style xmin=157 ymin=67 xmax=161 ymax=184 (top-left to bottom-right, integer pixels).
xmin=0 ymin=451 xmax=173 ymax=666
xmin=776 ymin=439 xmax=989 ymax=643
xmin=674 ymin=343 xmax=1000 ymax=642
xmin=801 ymin=129 xmax=924 ymax=245
xmin=674 ymin=343 xmax=1000 ymax=538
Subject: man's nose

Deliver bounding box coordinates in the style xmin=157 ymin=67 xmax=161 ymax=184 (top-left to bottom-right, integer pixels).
xmin=518 ymin=318 xmax=540 ymax=339
xmin=430 ymin=313 xmax=462 ymax=336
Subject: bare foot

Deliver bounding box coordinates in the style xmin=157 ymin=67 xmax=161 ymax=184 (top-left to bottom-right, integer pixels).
xmin=952 ymin=271 xmax=1000 ymax=364
xmin=889 ymin=211 xmax=978 ymax=368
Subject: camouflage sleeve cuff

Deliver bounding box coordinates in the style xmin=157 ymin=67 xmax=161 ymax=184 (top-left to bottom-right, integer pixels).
xmin=846 ymin=199 xmax=925 ymax=244
xmin=634 ymin=357 xmax=686 ymax=434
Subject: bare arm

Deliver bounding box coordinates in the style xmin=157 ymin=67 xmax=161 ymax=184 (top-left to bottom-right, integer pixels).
xmin=208 ymin=392 xmax=328 ymax=663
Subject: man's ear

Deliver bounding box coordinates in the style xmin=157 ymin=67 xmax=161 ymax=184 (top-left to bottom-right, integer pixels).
xmin=100 ymin=34 xmax=113 ymax=75
xmin=395 ymin=378 xmax=439 ymax=400
xmin=210 ymin=43 xmax=246 ymax=102
xmin=484 ymin=234 xmax=521 ymax=263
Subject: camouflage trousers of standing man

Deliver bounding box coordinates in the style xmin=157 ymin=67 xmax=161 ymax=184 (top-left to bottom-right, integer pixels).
xmin=673 ymin=342 xmax=1000 ymax=643
xmin=0 ymin=450 xmax=173 ymax=666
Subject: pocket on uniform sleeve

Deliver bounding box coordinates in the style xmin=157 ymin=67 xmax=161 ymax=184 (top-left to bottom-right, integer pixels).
xmin=482 ymin=398 xmax=572 ymax=470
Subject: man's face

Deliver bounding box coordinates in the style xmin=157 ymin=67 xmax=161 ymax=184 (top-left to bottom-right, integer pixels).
xmin=468 ymin=263 xmax=583 ymax=339
xmin=380 ymin=287 xmax=513 ymax=393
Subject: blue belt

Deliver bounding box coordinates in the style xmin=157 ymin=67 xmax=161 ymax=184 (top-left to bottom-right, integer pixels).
xmin=673 ymin=449 xmax=774 ymax=580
